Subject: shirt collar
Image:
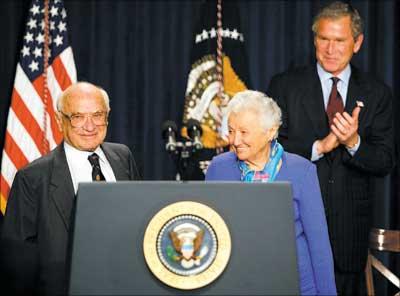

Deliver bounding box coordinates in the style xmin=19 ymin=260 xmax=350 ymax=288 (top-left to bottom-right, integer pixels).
xmin=316 ymin=62 xmax=351 ymax=86
xmin=64 ymin=142 xmax=106 ymax=163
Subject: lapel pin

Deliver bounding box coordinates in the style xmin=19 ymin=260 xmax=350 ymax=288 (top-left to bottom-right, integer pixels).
xmin=356 ymin=100 xmax=364 ymax=108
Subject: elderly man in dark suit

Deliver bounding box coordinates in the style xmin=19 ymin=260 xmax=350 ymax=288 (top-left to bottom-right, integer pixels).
xmin=267 ymin=2 xmax=394 ymax=295
xmin=1 ymin=82 xmax=139 ymax=295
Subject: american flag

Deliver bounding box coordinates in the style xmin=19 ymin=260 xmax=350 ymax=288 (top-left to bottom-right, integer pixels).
xmin=0 ymin=0 xmax=77 ymax=214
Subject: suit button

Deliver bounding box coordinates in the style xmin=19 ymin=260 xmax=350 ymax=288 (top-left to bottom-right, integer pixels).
xmin=328 ymin=179 xmax=334 ymax=184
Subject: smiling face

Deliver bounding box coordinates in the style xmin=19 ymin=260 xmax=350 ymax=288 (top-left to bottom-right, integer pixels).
xmin=228 ymin=109 xmax=277 ymax=169
xmin=57 ymin=83 xmax=108 ymax=151
xmin=314 ymin=16 xmax=363 ymax=76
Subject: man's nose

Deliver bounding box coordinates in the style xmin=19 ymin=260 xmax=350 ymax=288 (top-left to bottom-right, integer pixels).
xmin=82 ymin=115 xmax=96 ymax=131
xmin=327 ymin=40 xmax=335 ymax=54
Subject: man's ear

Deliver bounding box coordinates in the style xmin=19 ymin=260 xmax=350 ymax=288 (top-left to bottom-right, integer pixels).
xmin=353 ymin=34 xmax=364 ymax=53
xmin=55 ymin=112 xmax=63 ymax=132
xmin=106 ymin=108 xmax=111 ymax=125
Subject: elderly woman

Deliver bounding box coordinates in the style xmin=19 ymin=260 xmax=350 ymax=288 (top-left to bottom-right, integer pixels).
xmin=206 ymin=90 xmax=336 ymax=295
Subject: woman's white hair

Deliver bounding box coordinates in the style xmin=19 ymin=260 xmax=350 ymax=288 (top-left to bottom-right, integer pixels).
xmin=227 ymin=90 xmax=282 ymax=138
xmin=56 ymin=82 xmax=110 ymax=112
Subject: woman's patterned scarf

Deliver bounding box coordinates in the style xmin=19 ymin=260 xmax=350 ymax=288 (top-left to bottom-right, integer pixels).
xmin=238 ymin=140 xmax=283 ymax=183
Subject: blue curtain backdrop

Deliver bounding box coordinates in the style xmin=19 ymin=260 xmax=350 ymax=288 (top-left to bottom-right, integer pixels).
xmin=0 ymin=0 xmax=399 ymax=290
xmin=1 ymin=0 xmax=398 ymax=179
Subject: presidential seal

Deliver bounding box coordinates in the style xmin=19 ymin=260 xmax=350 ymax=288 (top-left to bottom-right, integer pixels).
xmin=143 ymin=201 xmax=231 ymax=290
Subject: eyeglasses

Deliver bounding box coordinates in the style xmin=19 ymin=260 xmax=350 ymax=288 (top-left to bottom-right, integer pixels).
xmin=60 ymin=111 xmax=108 ymax=128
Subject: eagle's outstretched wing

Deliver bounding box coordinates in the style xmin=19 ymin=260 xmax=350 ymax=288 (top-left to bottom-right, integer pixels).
xmin=170 ymin=231 xmax=182 ymax=253
xmin=193 ymin=229 xmax=204 ymax=253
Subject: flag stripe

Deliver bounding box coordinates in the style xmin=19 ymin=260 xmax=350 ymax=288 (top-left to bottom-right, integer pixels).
xmin=60 ymin=47 xmax=77 ymax=84
xmin=2 ymin=132 xmax=29 ymax=179
xmin=52 ymin=54 xmax=73 ymax=91
xmin=13 ymin=70 xmax=58 ymax=150
xmin=45 ymin=121 xmax=58 ymax=151
xmin=0 ymin=151 xmax=18 ymax=192
xmin=47 ymin=65 xmax=63 ymax=112
xmin=11 ymin=89 xmax=47 ymax=155
xmin=1 ymin=139 xmax=21 ymax=209
xmin=13 ymin=65 xmax=59 ymax=150
xmin=14 ymin=64 xmax=47 ymax=128
xmin=6 ymin=110 xmax=41 ymax=163
xmin=46 ymin=67 xmax=63 ymax=149
xmin=32 ymin=76 xmax=63 ymax=145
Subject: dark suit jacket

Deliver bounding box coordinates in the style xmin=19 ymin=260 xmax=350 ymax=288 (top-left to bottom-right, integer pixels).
xmin=1 ymin=142 xmax=138 ymax=295
xmin=267 ymin=65 xmax=394 ymax=273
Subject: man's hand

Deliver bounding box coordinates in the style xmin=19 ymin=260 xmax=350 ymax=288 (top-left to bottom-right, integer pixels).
xmin=316 ymin=132 xmax=340 ymax=155
xmin=331 ymin=106 xmax=361 ymax=148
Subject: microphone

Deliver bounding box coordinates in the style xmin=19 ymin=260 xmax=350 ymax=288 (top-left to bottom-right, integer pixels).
xmin=162 ymin=120 xmax=178 ymax=152
xmin=187 ymin=119 xmax=203 ymax=150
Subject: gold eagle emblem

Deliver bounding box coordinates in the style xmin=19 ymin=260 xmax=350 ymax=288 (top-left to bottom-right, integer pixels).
xmin=168 ymin=223 xmax=208 ymax=269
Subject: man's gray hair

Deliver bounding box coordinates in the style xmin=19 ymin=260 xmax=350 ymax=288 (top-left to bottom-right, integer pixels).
xmin=227 ymin=90 xmax=282 ymax=139
xmin=312 ymin=1 xmax=364 ymax=39
xmin=56 ymin=82 xmax=111 ymax=112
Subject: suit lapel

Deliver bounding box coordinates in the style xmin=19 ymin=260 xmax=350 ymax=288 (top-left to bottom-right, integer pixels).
xmin=300 ymin=67 xmax=330 ymax=138
xmin=328 ymin=66 xmax=367 ymax=163
xmin=49 ymin=144 xmax=75 ymax=231
xmin=345 ymin=66 xmax=367 ymax=124
xmin=102 ymin=143 xmax=130 ymax=180
xmin=48 ymin=143 xmax=130 ymax=231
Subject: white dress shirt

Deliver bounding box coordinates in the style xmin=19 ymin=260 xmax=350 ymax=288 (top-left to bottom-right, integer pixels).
xmin=64 ymin=142 xmax=116 ymax=194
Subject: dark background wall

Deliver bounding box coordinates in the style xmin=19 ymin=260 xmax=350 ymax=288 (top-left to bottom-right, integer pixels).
xmin=1 ymin=0 xmax=398 ymax=178
xmin=0 ymin=0 xmax=399 ymax=290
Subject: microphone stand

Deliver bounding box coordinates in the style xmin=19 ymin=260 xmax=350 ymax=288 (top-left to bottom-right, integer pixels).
xmin=169 ymin=139 xmax=198 ymax=181
xmin=162 ymin=119 xmax=203 ymax=181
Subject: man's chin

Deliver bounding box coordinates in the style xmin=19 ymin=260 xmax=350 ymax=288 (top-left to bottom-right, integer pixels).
xmin=76 ymin=143 xmax=101 ymax=152
xmin=320 ymin=62 xmax=342 ymax=75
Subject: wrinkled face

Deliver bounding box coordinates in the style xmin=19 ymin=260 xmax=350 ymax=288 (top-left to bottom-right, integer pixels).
xmin=228 ymin=110 xmax=276 ymax=165
xmin=314 ymin=16 xmax=363 ymax=76
xmin=57 ymin=85 xmax=108 ymax=151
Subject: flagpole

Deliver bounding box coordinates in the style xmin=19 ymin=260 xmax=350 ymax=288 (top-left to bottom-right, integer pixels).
xmin=216 ymin=0 xmax=224 ymax=154
xmin=216 ymin=0 xmax=223 ymax=103
xmin=43 ymin=0 xmax=50 ymax=154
